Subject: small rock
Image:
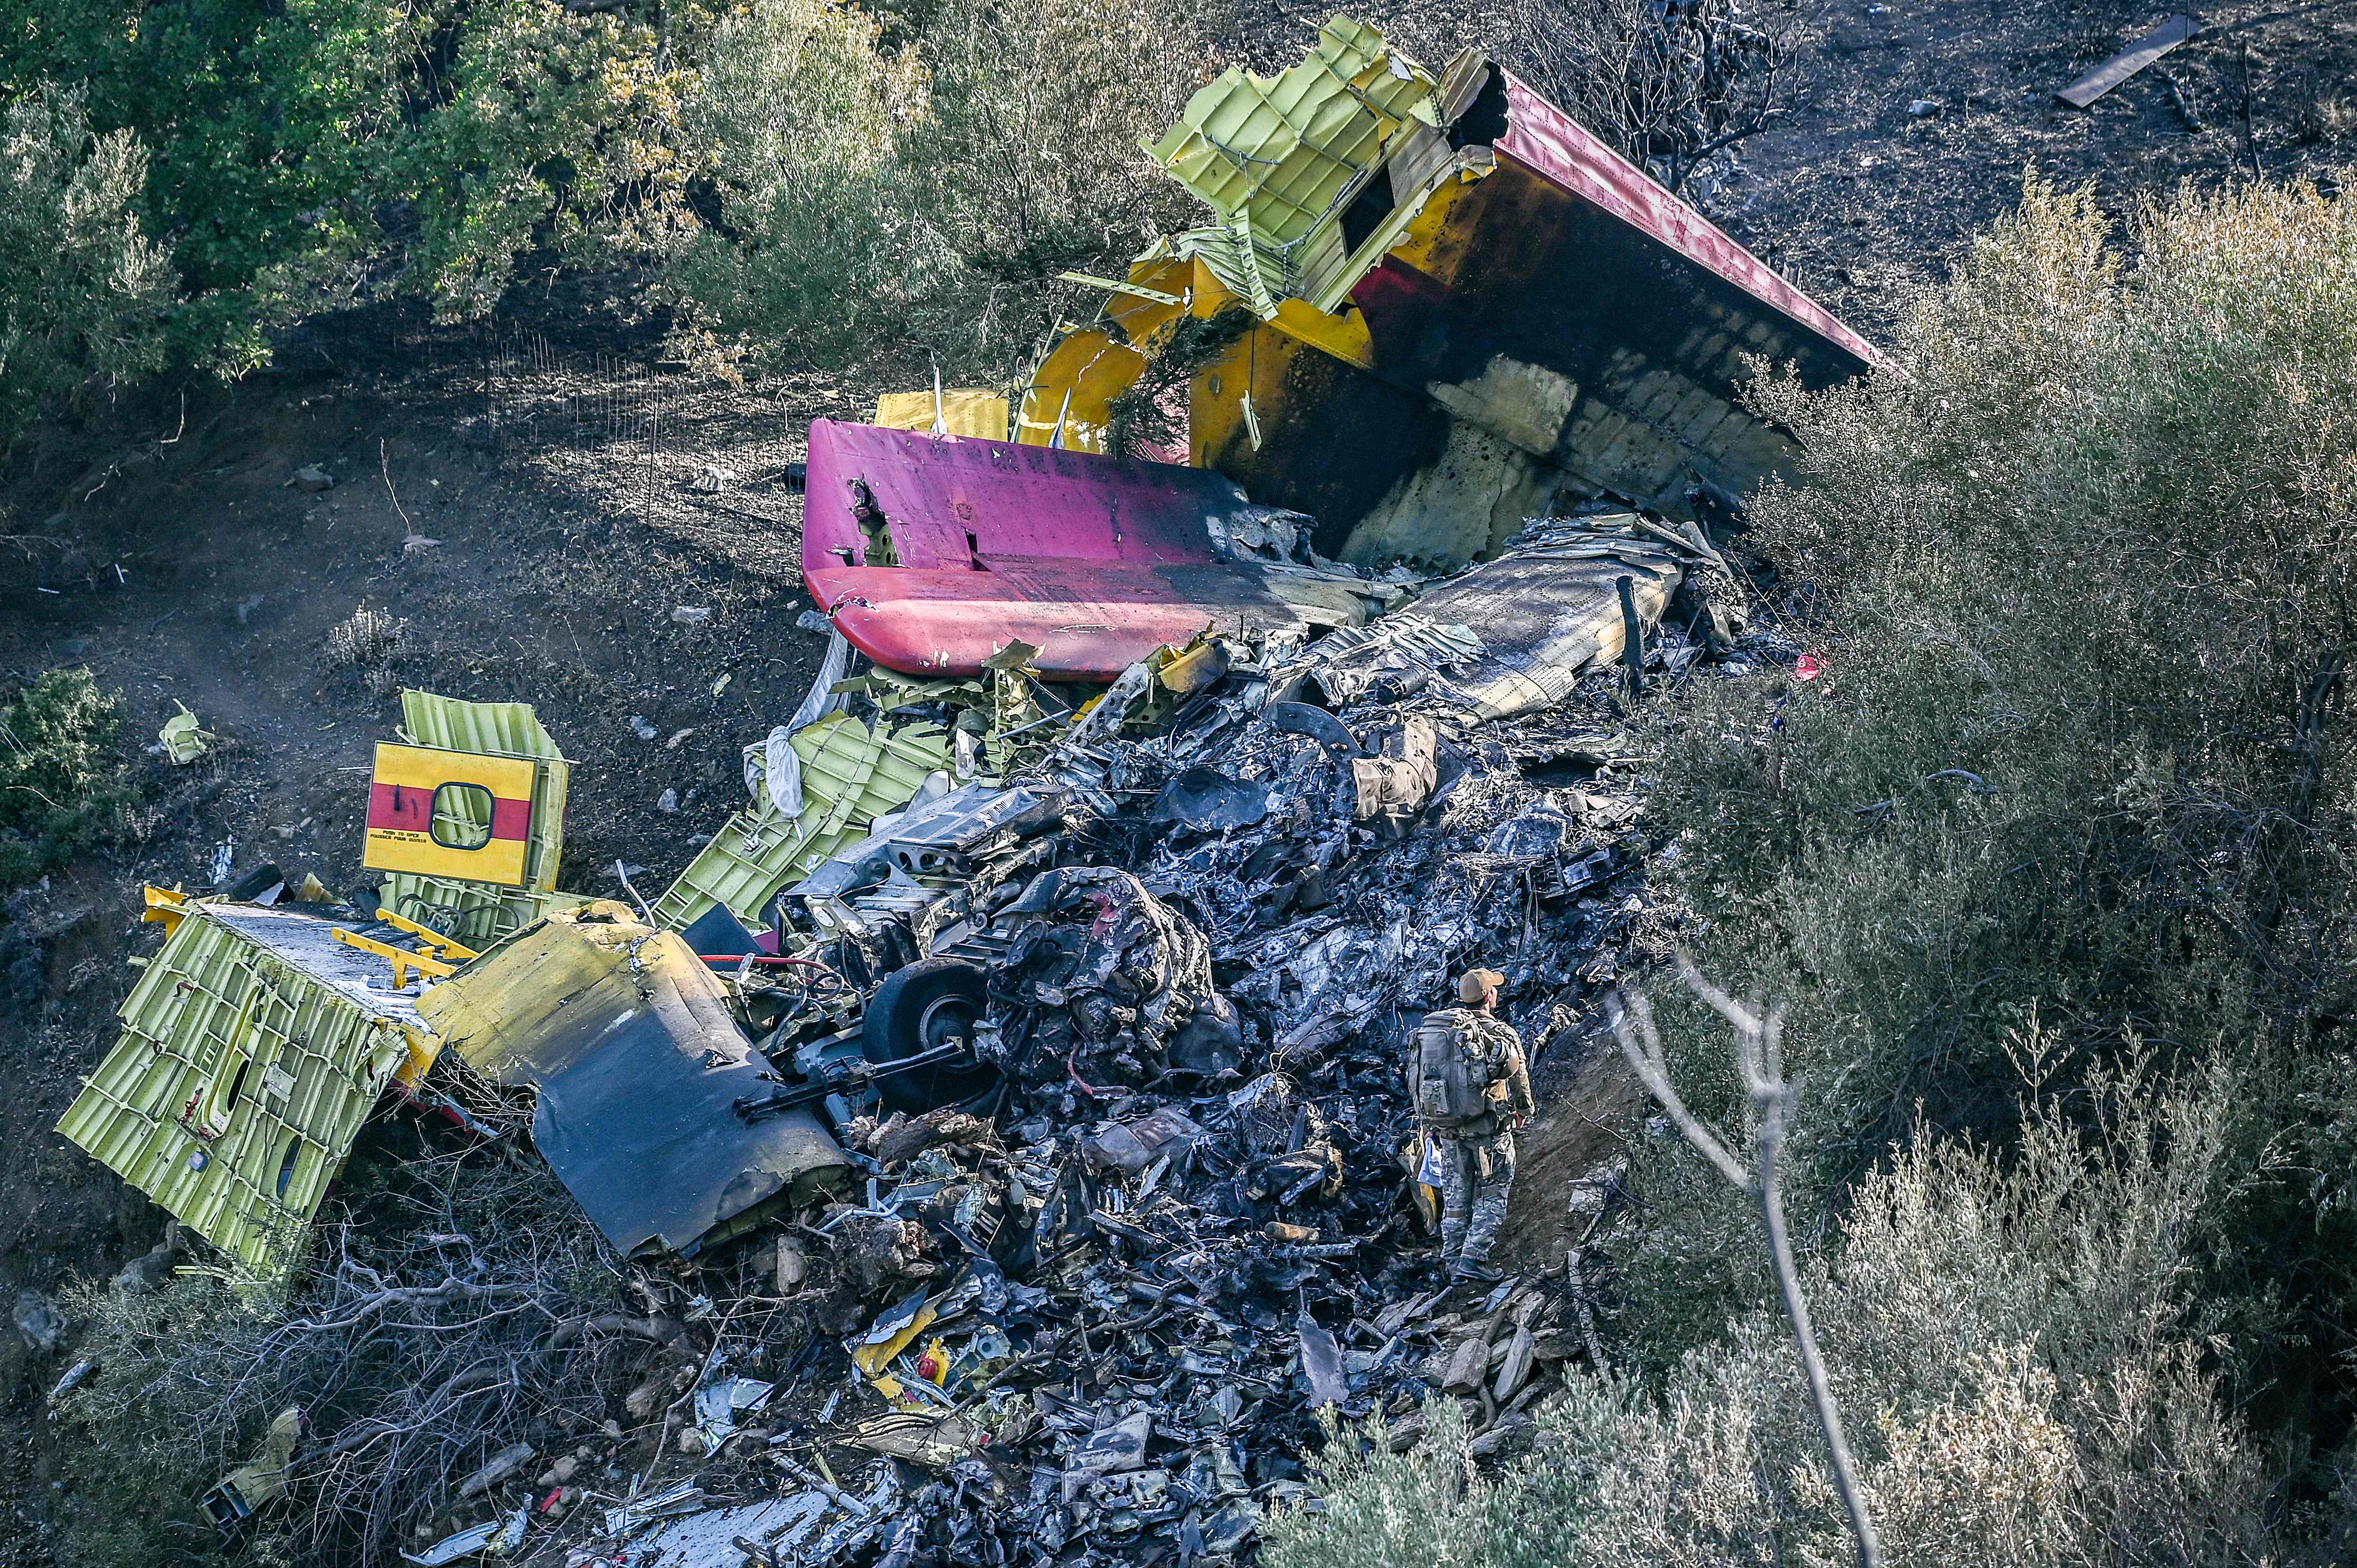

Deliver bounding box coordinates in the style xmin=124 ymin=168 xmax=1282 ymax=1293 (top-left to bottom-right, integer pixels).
xmin=656 ymin=788 xmax=678 ymax=814
xmin=1907 ymin=99 xmax=1939 ymax=117
xmin=548 ymin=1455 xmax=578 ymax=1484
xmin=457 ymin=1441 xmax=535 ymax=1498
xmin=601 ymin=1419 xmax=625 ymax=1440
xmin=628 ymin=715 xmax=659 ymax=741
xmin=115 ymin=1223 xmax=185 ymax=1295
xmin=14 ymin=1291 xmax=65 ymax=1355
xmin=47 ymin=1357 xmax=95 ymax=1404
xmin=402 ymin=533 xmax=441 ymax=554
xmin=624 ymin=1378 xmax=669 ymax=1422
xmin=689 ymin=464 xmax=733 ymax=494
xmin=774 ymin=1235 xmax=808 ymax=1294
xmin=664 ymin=727 xmax=696 ymax=750
xmin=293 ymin=466 xmax=334 ymax=492
xmin=671 ymin=605 xmax=712 ymax=626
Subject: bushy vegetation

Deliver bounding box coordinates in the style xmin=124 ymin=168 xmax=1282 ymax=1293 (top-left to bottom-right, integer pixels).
xmin=610 ymin=0 xmax=1221 ymax=378
xmin=0 ymin=0 xmax=1216 ymax=438
xmin=54 ymin=1140 xmax=626 ymax=1568
xmin=0 ymin=667 xmax=138 ymax=886
xmin=0 ymin=83 xmax=173 ymax=436
xmin=1275 ymin=1055 xmax=2273 ymax=1567
xmin=1271 ymin=177 xmax=2357 ymax=1563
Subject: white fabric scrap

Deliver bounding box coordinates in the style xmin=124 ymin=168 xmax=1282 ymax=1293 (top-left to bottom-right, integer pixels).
xmin=745 ymin=629 xmax=853 ymax=820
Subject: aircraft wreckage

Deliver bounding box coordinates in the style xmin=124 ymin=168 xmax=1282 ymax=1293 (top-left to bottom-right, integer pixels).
xmin=56 ymin=16 xmax=1875 ymax=1565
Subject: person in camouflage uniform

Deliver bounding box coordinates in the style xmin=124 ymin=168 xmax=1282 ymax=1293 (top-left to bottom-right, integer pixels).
xmin=1414 ymin=968 xmax=1534 ymax=1282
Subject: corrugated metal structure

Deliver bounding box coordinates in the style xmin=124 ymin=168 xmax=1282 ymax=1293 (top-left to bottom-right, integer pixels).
xmin=378 ymin=690 xmax=572 ymax=943
xmin=55 ymin=902 xmax=441 ymax=1278
xmin=652 ymin=714 xmax=955 ymax=933
xmin=1144 ymin=17 xmax=1439 ymax=315
xmin=1017 ymin=18 xmax=1883 ymax=568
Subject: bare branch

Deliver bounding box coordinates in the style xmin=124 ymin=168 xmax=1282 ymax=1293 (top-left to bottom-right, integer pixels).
xmin=1612 ymin=988 xmax=1753 ymax=1190
xmin=1619 ymin=964 xmax=1883 ymax=1568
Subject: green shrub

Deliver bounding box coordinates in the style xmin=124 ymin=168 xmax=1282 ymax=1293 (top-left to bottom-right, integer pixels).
xmin=661 ymin=0 xmax=1219 ymax=380
xmin=391 ymin=0 xmax=701 ymax=321
xmin=661 ymin=0 xmax=945 ymax=369
xmin=4 ymin=0 xmax=419 ymax=386
xmin=905 ymin=0 xmax=1215 ymax=363
xmin=0 ymin=82 xmax=172 ymax=437
xmin=0 ymin=0 xmax=1220 ymax=424
xmin=0 ymin=667 xmax=137 ymax=885
xmin=1271 ymin=1055 xmax=2278 ymax=1568
xmin=2 ymin=1 xmax=709 ymax=426
xmin=1632 ymin=172 xmax=2357 ymax=1448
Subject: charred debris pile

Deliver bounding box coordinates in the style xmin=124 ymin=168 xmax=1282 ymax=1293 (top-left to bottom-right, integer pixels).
xmin=74 ymin=509 xmax=1791 ymax=1568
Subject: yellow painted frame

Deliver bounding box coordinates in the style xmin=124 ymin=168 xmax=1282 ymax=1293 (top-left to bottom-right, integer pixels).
xmin=363 ymin=743 xmax=537 ymax=886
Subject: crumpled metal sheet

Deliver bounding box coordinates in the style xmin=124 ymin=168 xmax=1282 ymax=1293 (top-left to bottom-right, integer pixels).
xmin=1399 ymin=521 xmax=1684 ymax=719
xmin=418 ymin=902 xmax=850 ymax=1256
xmin=1278 ymin=515 xmax=1689 ymax=721
xmin=56 ymin=901 xmax=433 ymax=1279
xmin=789 ymin=782 xmax=1063 ymax=902
xmin=1144 ymin=16 xmax=1440 ymax=312
xmin=652 ymin=712 xmax=956 ymax=933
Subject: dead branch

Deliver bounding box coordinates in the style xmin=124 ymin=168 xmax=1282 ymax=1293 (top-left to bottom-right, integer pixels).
xmin=542 ymin=1311 xmax=678 ymax=1349
xmin=1615 ymin=957 xmax=1882 ymax=1568
xmin=1503 ymin=0 xmax=1789 ymax=197
xmin=275 ymin=1274 xmax=542 ymax=1335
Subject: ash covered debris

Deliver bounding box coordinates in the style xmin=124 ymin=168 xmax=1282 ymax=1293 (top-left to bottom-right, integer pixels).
xmin=487 ymin=513 xmax=1782 ymax=1568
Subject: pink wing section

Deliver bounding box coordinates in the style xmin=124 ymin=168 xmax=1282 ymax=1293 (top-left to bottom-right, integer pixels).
xmin=801 ymin=420 xmax=1364 ymax=681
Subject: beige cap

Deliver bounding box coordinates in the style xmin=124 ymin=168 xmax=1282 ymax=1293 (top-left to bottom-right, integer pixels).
xmin=1457 ymin=968 xmax=1505 ymax=1005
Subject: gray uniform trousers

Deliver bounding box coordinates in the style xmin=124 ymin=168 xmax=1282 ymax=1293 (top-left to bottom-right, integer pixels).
xmin=1435 ymin=1128 xmax=1516 ymax=1264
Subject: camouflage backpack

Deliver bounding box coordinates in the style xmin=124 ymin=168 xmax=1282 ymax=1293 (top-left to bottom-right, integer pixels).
xmin=1408 ymin=1010 xmax=1489 ymax=1126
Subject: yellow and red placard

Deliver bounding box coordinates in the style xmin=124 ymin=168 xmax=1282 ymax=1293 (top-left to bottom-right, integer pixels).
xmin=362 ymin=743 xmax=537 ymax=887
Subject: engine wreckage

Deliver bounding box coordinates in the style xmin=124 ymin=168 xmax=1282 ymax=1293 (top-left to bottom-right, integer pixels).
xmin=54 ymin=16 xmax=1871 ymax=1567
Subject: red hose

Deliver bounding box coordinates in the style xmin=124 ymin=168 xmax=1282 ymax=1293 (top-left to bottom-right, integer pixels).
xmin=1067 ymin=1047 xmax=1108 ymax=1100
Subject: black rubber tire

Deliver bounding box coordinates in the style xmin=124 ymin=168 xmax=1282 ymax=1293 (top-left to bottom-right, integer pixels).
xmin=861 ymin=957 xmax=998 ymax=1113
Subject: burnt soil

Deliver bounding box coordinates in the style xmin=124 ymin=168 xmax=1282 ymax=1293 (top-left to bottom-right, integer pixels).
xmin=3 ymin=0 xmax=2354 ymax=1556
